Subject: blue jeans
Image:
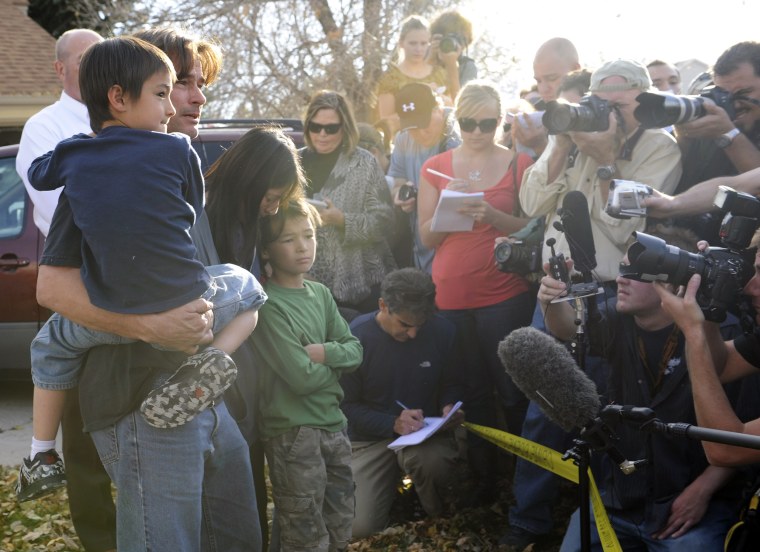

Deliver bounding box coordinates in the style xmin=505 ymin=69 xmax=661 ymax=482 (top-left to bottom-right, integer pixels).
xmin=510 ymin=290 xmax=614 ymax=536
xmin=32 ymin=263 xmax=266 ymax=389
xmin=560 ymin=498 xmax=737 ymax=552
xmin=90 ymin=401 xmax=261 ymax=552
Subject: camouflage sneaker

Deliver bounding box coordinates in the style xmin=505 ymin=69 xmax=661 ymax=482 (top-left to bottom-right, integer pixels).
xmin=139 ymin=347 xmax=237 ymax=429
xmin=16 ymin=449 xmax=66 ymax=502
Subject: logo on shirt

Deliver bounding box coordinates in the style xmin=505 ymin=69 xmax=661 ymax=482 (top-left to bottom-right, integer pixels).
xmin=665 ymin=356 xmax=682 ymax=376
xmin=419 ymin=361 xmax=431 ymax=368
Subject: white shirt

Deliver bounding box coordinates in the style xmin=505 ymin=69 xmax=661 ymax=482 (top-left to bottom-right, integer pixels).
xmin=16 ymin=91 xmax=91 ymax=236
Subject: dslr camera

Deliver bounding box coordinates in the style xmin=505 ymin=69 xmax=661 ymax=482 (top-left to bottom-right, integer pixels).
xmin=623 ymin=186 xmax=760 ymax=322
xmin=542 ymin=95 xmax=614 ymax=134
xmin=605 ymin=180 xmax=653 ymax=219
xmin=633 ymin=85 xmax=737 ymax=129
xmin=439 ymin=33 xmax=462 ymax=54
xmin=495 ymin=240 xmax=542 ymax=276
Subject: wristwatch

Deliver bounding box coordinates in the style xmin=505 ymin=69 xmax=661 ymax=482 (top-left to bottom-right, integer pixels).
xmin=715 ymin=127 xmax=741 ymax=149
xmin=596 ymin=164 xmax=617 ymax=180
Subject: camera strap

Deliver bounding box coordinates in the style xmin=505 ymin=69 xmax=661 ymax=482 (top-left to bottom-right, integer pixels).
xmin=619 ymin=127 xmax=645 ymax=161
xmin=510 ymin=157 xmax=520 ymax=216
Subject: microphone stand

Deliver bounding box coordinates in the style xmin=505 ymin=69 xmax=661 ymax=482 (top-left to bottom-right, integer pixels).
xmin=601 ymin=405 xmax=760 ymax=451
xmin=562 ymin=414 xmax=641 ymax=552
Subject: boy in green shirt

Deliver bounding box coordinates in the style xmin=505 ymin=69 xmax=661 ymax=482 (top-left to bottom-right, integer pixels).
xmin=252 ymin=199 xmax=361 ymax=551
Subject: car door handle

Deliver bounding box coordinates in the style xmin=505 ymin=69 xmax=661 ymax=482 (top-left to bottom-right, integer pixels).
xmin=0 ymin=255 xmax=30 ymax=268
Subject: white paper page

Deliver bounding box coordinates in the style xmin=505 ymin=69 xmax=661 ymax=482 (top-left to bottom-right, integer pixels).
xmin=430 ymin=189 xmax=485 ymax=232
xmin=387 ymin=401 xmax=463 ymax=450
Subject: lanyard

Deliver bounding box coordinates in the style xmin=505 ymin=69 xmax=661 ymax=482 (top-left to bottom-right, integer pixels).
xmin=637 ymin=324 xmax=681 ymax=395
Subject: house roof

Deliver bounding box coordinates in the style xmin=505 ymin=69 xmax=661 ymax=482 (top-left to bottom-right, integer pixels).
xmin=1 ymin=0 xmax=60 ymax=97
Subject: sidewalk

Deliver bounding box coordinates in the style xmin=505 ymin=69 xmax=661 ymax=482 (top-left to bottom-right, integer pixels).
xmin=0 ymin=382 xmax=60 ymax=467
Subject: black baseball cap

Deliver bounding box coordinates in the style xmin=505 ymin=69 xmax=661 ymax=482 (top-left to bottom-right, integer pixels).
xmin=395 ymin=83 xmax=437 ymax=130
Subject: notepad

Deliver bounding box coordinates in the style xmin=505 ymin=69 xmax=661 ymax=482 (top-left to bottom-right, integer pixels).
xmin=387 ymin=401 xmax=464 ymax=451
xmin=430 ymin=189 xmax=484 ymax=232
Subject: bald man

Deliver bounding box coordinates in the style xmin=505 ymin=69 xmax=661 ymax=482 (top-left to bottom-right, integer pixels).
xmin=17 ymin=28 xmax=103 ymax=237
xmin=513 ymin=37 xmax=581 ymax=158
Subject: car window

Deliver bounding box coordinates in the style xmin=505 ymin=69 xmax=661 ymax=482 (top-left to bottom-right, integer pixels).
xmin=0 ymin=156 xmax=24 ymax=239
xmin=192 ymin=140 xmax=236 ymax=172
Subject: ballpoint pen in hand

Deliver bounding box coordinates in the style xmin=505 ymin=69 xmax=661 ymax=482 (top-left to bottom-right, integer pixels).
xmin=395 ymin=400 xmax=427 ymax=427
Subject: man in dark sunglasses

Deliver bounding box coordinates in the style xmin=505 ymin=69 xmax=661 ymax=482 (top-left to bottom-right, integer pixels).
xmin=388 ymin=83 xmax=461 ymax=273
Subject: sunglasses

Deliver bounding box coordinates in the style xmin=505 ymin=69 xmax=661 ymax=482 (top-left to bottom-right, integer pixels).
xmin=308 ymin=122 xmax=342 ymax=135
xmin=457 ymin=118 xmax=499 ymax=133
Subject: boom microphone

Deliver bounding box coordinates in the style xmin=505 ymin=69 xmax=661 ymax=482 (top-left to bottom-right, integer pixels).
xmin=498 ymin=326 xmax=600 ymax=432
xmin=559 ymin=191 xmax=597 ymax=276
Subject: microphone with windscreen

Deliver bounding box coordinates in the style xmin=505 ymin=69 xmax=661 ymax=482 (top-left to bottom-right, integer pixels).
xmin=499 ymin=326 xmax=637 ymax=473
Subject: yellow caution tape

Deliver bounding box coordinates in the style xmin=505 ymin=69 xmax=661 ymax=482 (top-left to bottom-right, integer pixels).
xmin=464 ymin=422 xmax=622 ymax=552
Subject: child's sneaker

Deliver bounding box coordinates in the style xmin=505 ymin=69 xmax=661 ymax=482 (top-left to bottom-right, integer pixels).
xmin=139 ymin=347 xmax=237 ymax=429
xmin=16 ymin=449 xmax=66 ymax=502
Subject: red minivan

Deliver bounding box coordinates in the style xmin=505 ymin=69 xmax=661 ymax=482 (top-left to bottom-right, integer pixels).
xmin=0 ymin=121 xmax=303 ymax=379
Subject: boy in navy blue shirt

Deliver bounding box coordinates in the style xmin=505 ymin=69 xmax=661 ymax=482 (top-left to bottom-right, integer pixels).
xmin=17 ymin=36 xmax=265 ymax=501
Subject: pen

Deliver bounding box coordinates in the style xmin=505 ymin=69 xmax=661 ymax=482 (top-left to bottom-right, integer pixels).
xmin=426 ymin=168 xmax=456 ymax=181
xmin=396 ymin=400 xmax=428 ymax=427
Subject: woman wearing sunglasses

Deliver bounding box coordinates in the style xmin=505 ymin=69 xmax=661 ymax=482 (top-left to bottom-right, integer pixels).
xmin=418 ymin=80 xmax=535 ymax=504
xmin=300 ymin=90 xmax=397 ymax=315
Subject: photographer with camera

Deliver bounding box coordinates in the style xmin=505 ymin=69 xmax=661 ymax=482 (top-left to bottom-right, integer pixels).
xmin=537 ymin=225 xmax=746 ymax=551
xmin=675 ymin=42 xmax=760 ymax=180
xmin=389 ymin=83 xmax=461 ymax=273
xmin=520 ymin=58 xmax=682 ymax=285
xmin=655 ymin=242 xmax=760 ymax=467
xmin=428 ymin=9 xmax=478 ymax=103
xmin=511 ymin=38 xmax=581 ymax=159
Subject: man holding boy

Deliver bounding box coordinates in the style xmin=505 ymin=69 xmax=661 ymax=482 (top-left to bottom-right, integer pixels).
xmin=34 ymin=29 xmax=264 ymax=551
xmin=341 ymin=268 xmax=463 ymax=538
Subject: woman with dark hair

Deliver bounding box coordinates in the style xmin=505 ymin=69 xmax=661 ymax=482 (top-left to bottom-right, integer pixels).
xmin=300 ymin=90 xmax=397 ymax=314
xmin=205 ymin=126 xmax=304 ymax=276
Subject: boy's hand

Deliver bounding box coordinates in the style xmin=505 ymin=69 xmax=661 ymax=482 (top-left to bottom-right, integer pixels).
xmin=304 ymin=343 xmax=326 ymax=364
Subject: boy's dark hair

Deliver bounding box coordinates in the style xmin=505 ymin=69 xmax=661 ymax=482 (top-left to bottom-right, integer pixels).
xmin=80 ymin=36 xmax=175 ymax=132
xmin=133 ymin=27 xmax=223 ymax=87
xmin=380 ymin=268 xmax=437 ymax=321
xmin=260 ymin=198 xmax=322 ymax=252
xmin=206 ymin=126 xmax=305 ymax=268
